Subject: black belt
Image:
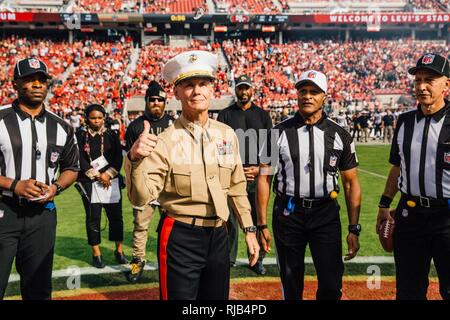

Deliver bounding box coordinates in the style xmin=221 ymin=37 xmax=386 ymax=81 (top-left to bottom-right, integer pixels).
xmin=1 ymin=195 xmax=44 ymax=208
xmin=401 ymin=194 xmax=449 ymax=208
xmin=276 ymin=194 xmax=332 ymax=209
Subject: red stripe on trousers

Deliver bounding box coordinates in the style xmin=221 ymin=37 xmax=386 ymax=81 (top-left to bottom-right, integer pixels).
xmin=159 ymin=217 xmax=175 ymax=300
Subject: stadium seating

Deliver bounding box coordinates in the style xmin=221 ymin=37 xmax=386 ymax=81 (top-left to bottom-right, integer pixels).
xmin=214 ymin=0 xmax=280 ymax=14
xmin=123 ymin=40 xmax=229 ymax=100
xmin=0 ymin=36 xmax=75 ymax=106
xmin=285 ymin=0 xmax=445 ymax=13
xmin=49 ymin=39 xmax=133 ymax=116
xmin=72 ymin=0 xmax=207 ymax=13
xmin=222 ymin=38 xmax=448 ymax=109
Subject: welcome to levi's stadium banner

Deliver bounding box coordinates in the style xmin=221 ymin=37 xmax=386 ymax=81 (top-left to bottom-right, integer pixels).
xmin=289 ymin=13 xmax=450 ymax=24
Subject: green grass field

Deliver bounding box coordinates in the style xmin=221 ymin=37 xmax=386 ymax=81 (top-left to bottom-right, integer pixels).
xmin=20 ymin=144 xmax=397 ymax=272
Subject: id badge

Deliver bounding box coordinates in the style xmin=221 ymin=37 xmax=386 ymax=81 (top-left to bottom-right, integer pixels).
xmin=90 ymin=155 xmax=109 ymax=171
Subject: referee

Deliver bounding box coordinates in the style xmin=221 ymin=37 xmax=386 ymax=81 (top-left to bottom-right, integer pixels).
xmin=377 ymin=53 xmax=450 ymax=300
xmin=0 ymin=58 xmax=79 ymax=300
xmin=257 ymin=70 xmax=361 ymax=300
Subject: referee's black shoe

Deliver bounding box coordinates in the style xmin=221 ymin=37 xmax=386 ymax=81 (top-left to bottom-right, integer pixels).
xmin=250 ymin=261 xmax=266 ymax=276
xmin=126 ymin=257 xmax=146 ymax=283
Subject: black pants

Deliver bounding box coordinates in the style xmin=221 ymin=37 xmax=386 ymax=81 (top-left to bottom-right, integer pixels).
xmin=80 ymin=182 xmax=124 ymax=246
xmin=227 ymin=181 xmax=265 ymax=264
xmin=157 ymin=214 xmax=230 ymax=300
xmin=394 ymin=197 xmax=450 ymax=300
xmin=0 ymin=201 xmax=56 ymax=300
xmin=272 ymin=196 xmax=344 ymax=300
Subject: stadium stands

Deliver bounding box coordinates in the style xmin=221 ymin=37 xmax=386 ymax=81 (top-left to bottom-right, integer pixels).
xmin=0 ymin=36 xmax=75 ymax=106
xmin=72 ymin=0 xmax=207 ymax=13
xmin=0 ymin=36 xmax=448 ymax=116
xmin=122 ymin=40 xmax=229 ymax=100
xmin=49 ymin=39 xmax=133 ymax=116
xmin=214 ymin=0 xmax=280 ymax=14
xmin=222 ymin=38 xmax=448 ymax=109
xmin=286 ymin=0 xmax=418 ymax=13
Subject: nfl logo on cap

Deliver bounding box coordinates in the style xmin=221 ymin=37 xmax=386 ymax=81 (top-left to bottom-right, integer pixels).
xmin=422 ymin=54 xmax=435 ymax=65
xmin=28 ymin=58 xmax=41 ymax=69
xmin=307 ymin=71 xmax=316 ymax=79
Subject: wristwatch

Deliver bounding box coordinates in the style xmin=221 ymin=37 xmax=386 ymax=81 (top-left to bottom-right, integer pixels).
xmin=348 ymin=224 xmax=362 ymax=236
xmin=53 ymin=182 xmax=63 ymax=196
xmin=243 ymin=226 xmax=257 ymax=234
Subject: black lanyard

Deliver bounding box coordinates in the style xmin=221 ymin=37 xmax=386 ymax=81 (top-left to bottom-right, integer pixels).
xmin=84 ymin=130 xmax=104 ymax=163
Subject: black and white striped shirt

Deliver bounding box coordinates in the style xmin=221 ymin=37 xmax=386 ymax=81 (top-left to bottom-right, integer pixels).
xmin=261 ymin=112 xmax=358 ymax=198
xmin=0 ymin=101 xmax=80 ymax=197
xmin=390 ymin=101 xmax=450 ymax=199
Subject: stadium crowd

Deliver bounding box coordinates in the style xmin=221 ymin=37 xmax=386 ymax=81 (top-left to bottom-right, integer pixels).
xmin=222 ymin=38 xmax=448 ymax=111
xmin=122 ymin=40 xmax=229 ymax=100
xmin=0 ymin=36 xmax=448 ymax=144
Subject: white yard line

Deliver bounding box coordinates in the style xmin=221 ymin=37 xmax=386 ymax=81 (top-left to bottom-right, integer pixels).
xmin=358 ymin=168 xmax=387 ymax=179
xmin=8 ymin=257 xmax=396 ymax=283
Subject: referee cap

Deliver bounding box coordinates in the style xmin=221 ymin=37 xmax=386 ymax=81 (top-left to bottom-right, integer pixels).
xmin=14 ymin=57 xmax=52 ymax=81
xmin=162 ymin=50 xmax=217 ymax=86
xmin=408 ymin=53 xmax=450 ymax=77
xmin=295 ymin=70 xmax=327 ymax=93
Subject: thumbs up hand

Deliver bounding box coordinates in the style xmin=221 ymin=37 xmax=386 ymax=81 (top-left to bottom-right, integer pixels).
xmin=129 ymin=120 xmax=159 ymax=161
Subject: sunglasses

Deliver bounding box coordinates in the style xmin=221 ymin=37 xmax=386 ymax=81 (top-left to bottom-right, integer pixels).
xmin=148 ymin=97 xmax=165 ymax=103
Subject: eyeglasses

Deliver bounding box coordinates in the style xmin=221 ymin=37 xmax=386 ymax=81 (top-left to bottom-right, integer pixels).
xmin=148 ymin=98 xmax=165 ymax=103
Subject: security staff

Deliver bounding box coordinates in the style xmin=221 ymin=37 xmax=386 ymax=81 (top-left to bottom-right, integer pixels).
xmin=76 ymin=104 xmax=127 ymax=269
xmin=125 ymin=51 xmax=260 ymax=300
xmin=217 ymin=75 xmax=272 ymax=274
xmin=124 ymin=80 xmax=173 ymax=283
xmin=377 ymin=53 xmax=450 ymax=300
xmin=0 ymin=58 xmax=79 ymax=300
xmin=257 ymin=70 xmax=361 ymax=300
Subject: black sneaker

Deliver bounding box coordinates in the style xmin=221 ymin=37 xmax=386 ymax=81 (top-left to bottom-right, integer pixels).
xmin=114 ymin=251 xmax=128 ymax=264
xmin=126 ymin=257 xmax=146 ymax=283
xmin=250 ymin=261 xmax=266 ymax=275
xmin=92 ymin=255 xmax=105 ymax=269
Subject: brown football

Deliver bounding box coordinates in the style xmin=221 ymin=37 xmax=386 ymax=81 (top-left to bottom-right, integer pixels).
xmin=378 ymin=210 xmax=395 ymax=252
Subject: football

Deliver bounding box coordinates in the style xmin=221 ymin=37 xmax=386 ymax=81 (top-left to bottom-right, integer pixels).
xmin=378 ymin=210 xmax=396 ymax=252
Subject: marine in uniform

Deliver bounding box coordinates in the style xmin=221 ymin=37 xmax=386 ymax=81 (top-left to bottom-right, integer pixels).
xmin=124 ymin=51 xmax=260 ymax=300
xmin=257 ymin=70 xmax=362 ymax=300
xmin=124 ymin=81 xmax=173 ymax=283
xmin=377 ymin=53 xmax=450 ymax=300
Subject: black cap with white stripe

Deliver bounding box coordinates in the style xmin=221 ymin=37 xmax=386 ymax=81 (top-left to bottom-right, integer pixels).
xmin=408 ymin=53 xmax=450 ymax=78
xmin=14 ymin=57 xmax=52 ymax=81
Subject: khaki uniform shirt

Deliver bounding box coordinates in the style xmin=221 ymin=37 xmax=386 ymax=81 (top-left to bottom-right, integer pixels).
xmin=124 ymin=115 xmax=253 ymax=229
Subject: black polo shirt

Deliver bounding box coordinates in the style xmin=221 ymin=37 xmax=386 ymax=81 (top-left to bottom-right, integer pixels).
xmin=217 ymin=102 xmax=272 ymax=167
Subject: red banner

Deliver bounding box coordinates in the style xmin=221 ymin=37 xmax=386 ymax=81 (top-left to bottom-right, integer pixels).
xmin=0 ymin=12 xmax=34 ymax=22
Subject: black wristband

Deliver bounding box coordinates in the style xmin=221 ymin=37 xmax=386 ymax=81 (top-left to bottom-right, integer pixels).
xmin=379 ymin=195 xmax=393 ymax=208
xmin=257 ymin=224 xmax=268 ymax=231
xmin=9 ymin=179 xmax=19 ymax=193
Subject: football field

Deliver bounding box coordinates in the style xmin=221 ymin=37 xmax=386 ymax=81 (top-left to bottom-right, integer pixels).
xmin=8 ymin=144 xmax=441 ymax=299
xmin=46 ymin=144 xmax=397 ymax=271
